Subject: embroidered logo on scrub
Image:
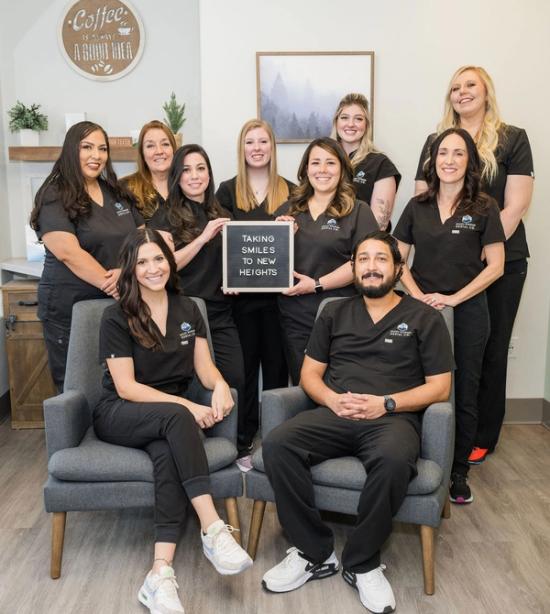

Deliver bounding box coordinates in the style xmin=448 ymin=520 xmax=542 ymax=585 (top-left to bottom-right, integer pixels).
xmin=321 ymin=218 xmax=340 ymax=231
xmin=114 ymin=202 xmax=130 ymax=216
xmin=386 ymin=322 xmax=414 ymax=340
xmin=354 ymin=170 xmax=367 ymax=185
xmin=179 ymin=321 xmax=196 ymax=345
xmin=453 ymin=214 xmax=476 ymax=233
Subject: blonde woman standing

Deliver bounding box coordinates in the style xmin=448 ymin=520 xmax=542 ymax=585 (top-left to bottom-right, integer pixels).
xmin=415 ymin=66 xmax=534 ymax=463
xmin=331 ymin=93 xmax=401 ymax=230
xmin=216 ymin=119 xmax=293 ymax=467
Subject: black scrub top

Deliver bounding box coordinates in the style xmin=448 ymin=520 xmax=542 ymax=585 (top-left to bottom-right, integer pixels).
xmin=216 ymin=176 xmax=295 ymax=221
xmin=275 ymin=199 xmax=378 ymax=282
xmin=149 ymin=199 xmax=231 ymax=302
xmin=36 ymin=183 xmax=144 ymax=325
xmin=393 ymin=197 xmax=505 ymax=295
xmin=98 ymin=293 xmax=207 ymax=404
xmin=306 ymin=294 xmax=453 ymax=400
xmin=350 ymin=151 xmax=401 ymax=209
xmin=415 ymin=125 xmax=534 ymax=261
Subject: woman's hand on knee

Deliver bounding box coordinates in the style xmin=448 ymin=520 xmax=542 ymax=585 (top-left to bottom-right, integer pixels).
xmin=211 ymin=380 xmax=234 ymax=422
xmin=187 ymin=402 xmax=217 ymax=429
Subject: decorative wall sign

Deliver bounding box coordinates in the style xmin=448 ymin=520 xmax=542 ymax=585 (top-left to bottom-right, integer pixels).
xmin=257 ymin=51 xmax=375 ymax=143
xmin=222 ymin=222 xmax=294 ymax=292
xmin=59 ymin=0 xmax=145 ymax=81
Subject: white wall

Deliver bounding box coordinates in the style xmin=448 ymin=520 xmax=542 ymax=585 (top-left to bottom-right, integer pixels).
xmin=199 ymin=0 xmax=550 ymax=400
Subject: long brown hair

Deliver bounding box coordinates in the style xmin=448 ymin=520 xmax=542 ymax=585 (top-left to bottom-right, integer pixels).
xmin=287 ymin=137 xmax=355 ymax=219
xmin=235 ymin=119 xmax=290 ymax=214
xmin=117 ymin=228 xmax=181 ymax=350
xmin=122 ymin=120 xmax=176 ymax=219
xmin=165 ymin=144 xmax=227 ymax=245
xmin=30 ymin=121 xmax=134 ymax=230
xmin=330 ymin=93 xmax=377 ymax=166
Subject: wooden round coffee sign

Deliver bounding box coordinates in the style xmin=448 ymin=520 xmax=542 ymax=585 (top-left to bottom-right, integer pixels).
xmin=59 ymin=0 xmax=144 ymax=81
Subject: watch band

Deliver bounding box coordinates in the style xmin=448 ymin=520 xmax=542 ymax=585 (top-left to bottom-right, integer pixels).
xmin=314 ymin=279 xmax=323 ymax=294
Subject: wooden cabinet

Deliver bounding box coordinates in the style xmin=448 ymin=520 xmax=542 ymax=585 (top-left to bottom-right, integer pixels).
xmin=2 ymin=280 xmax=56 ymax=428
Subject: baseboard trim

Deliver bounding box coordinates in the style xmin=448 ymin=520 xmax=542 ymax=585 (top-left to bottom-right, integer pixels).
xmin=543 ymin=399 xmax=550 ymax=429
xmin=504 ymin=398 xmax=543 ymax=424
xmin=0 ymin=391 xmax=10 ymax=425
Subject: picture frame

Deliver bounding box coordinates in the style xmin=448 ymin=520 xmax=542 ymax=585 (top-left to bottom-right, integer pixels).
xmin=256 ymin=51 xmax=375 ymax=143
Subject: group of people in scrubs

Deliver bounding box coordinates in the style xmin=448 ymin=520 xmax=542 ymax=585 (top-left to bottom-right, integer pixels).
xmin=29 ymin=64 xmax=533 ymax=614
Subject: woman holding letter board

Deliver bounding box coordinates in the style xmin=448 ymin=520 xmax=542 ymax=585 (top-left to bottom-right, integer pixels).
xmin=217 ymin=119 xmax=293 ymax=466
xmin=276 ymin=137 xmax=378 ymax=384
xmin=148 ymin=145 xmax=245 ymax=443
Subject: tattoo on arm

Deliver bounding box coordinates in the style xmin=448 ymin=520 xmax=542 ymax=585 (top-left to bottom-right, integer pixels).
xmin=372 ymin=198 xmax=392 ymax=230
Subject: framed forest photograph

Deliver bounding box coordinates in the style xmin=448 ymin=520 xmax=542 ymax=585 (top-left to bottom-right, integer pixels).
xmin=256 ymin=51 xmax=375 ymax=143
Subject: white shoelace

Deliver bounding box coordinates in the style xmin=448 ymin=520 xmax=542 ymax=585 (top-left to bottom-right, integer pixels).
xmin=213 ymin=524 xmax=242 ymax=555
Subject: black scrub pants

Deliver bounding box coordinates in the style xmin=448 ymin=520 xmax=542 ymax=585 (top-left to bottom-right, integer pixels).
xmin=475 ymin=259 xmax=527 ymax=451
xmin=452 ymin=292 xmax=490 ymax=476
xmin=278 ymin=289 xmax=353 ymax=385
xmin=42 ymin=319 xmax=71 ymax=393
xmin=232 ymin=295 xmax=288 ymax=450
xmin=262 ymin=407 xmax=420 ymax=572
xmin=205 ymin=300 xmax=245 ymax=447
xmin=93 ymin=399 xmax=211 ymax=543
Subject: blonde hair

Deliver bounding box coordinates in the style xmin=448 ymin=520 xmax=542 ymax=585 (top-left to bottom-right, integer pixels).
xmin=236 ymin=119 xmax=290 ymax=215
xmin=123 ymin=120 xmax=176 ymax=219
xmin=330 ymin=93 xmax=376 ymax=167
xmin=438 ymin=66 xmax=503 ymax=183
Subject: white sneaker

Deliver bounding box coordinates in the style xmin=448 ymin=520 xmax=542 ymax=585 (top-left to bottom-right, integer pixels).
xmin=343 ymin=564 xmax=396 ymax=613
xmin=201 ymin=519 xmax=253 ymax=575
xmin=138 ymin=565 xmax=185 ymax=614
xmin=262 ymin=547 xmax=339 ymax=593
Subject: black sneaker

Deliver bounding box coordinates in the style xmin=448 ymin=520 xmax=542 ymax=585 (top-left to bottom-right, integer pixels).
xmin=449 ymin=472 xmax=473 ymax=504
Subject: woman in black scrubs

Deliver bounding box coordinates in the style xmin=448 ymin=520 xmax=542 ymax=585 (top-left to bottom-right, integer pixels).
xmin=123 ymin=120 xmax=176 ymax=220
xmin=415 ymin=66 xmax=534 ymax=463
xmin=30 ymin=121 xmax=143 ymax=390
xmin=149 ymin=144 xmax=245 ymax=445
xmin=276 ymin=137 xmax=378 ymax=384
xmin=216 ymin=119 xmax=292 ymax=465
xmin=331 ymin=93 xmax=401 ymax=230
xmin=394 ymin=128 xmax=505 ymax=504
xmin=94 ymin=228 xmax=252 ymax=614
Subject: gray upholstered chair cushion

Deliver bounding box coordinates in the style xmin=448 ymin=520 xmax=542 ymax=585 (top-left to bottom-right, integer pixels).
xmin=251 ymin=449 xmax=442 ymax=496
xmin=49 ymin=426 xmax=237 ymax=482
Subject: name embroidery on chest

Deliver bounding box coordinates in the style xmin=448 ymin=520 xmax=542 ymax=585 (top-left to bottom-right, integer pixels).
xmin=179 ymin=321 xmax=196 ymax=345
xmin=354 ymin=170 xmax=367 ymax=185
xmin=321 ymin=218 xmax=340 ymax=232
xmin=114 ymin=202 xmax=130 ymax=216
xmin=453 ymin=214 xmax=476 ymax=232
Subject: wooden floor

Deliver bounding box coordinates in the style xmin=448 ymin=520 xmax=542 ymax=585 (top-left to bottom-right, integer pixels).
xmin=1 ymin=418 xmax=549 ymax=614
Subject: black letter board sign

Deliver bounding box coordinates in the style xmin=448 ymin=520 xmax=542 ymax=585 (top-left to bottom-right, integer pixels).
xmin=222 ymin=221 xmax=294 ymax=292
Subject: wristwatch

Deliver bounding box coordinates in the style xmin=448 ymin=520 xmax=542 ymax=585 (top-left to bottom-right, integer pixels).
xmin=314 ymin=279 xmax=323 ymax=294
xmin=384 ymin=395 xmax=396 ymax=413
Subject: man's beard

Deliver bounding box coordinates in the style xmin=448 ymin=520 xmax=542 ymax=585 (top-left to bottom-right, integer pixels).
xmin=354 ymin=272 xmax=396 ymax=299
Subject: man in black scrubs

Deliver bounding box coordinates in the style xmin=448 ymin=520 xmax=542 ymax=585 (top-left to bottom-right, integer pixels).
xmin=261 ymin=231 xmax=453 ymax=614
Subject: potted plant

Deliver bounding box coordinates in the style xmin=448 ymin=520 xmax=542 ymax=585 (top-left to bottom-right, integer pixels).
xmin=162 ymin=92 xmax=186 ymax=147
xmin=8 ymin=101 xmax=49 ymax=146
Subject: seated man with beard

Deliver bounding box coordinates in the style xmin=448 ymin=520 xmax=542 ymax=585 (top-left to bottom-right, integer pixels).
xmin=261 ymin=231 xmax=453 ymax=614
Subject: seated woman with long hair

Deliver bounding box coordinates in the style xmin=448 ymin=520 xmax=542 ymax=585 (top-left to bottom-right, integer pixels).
xmin=93 ymin=228 xmax=252 ymax=614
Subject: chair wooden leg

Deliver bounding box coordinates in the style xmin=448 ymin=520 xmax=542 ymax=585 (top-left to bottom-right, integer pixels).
xmin=247 ymin=500 xmax=266 ymax=560
xmin=224 ymin=497 xmax=241 ymax=545
xmin=442 ymin=498 xmax=451 ymax=519
xmin=420 ymin=525 xmax=435 ymax=595
xmin=51 ymin=512 xmax=67 ymax=579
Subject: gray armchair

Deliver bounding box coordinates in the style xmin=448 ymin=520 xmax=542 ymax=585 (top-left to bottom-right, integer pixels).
xmin=43 ymin=298 xmax=243 ymax=579
xmin=245 ymin=302 xmax=454 ymax=595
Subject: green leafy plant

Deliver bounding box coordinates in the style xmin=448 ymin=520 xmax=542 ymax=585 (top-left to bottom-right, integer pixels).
xmin=162 ymin=92 xmax=186 ymax=134
xmin=8 ymin=101 xmax=48 ymax=132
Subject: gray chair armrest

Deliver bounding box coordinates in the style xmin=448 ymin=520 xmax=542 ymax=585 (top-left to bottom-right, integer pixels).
xmin=43 ymin=390 xmax=91 ymax=459
xmin=261 ymin=386 xmax=316 ymax=438
xmin=190 ymin=383 xmax=238 ymax=446
xmin=421 ymin=401 xmax=454 ymax=471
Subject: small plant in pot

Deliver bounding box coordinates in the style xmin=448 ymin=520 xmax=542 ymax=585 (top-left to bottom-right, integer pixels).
xmin=8 ymin=101 xmax=49 ymax=146
xmin=162 ymin=92 xmax=186 ymax=147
